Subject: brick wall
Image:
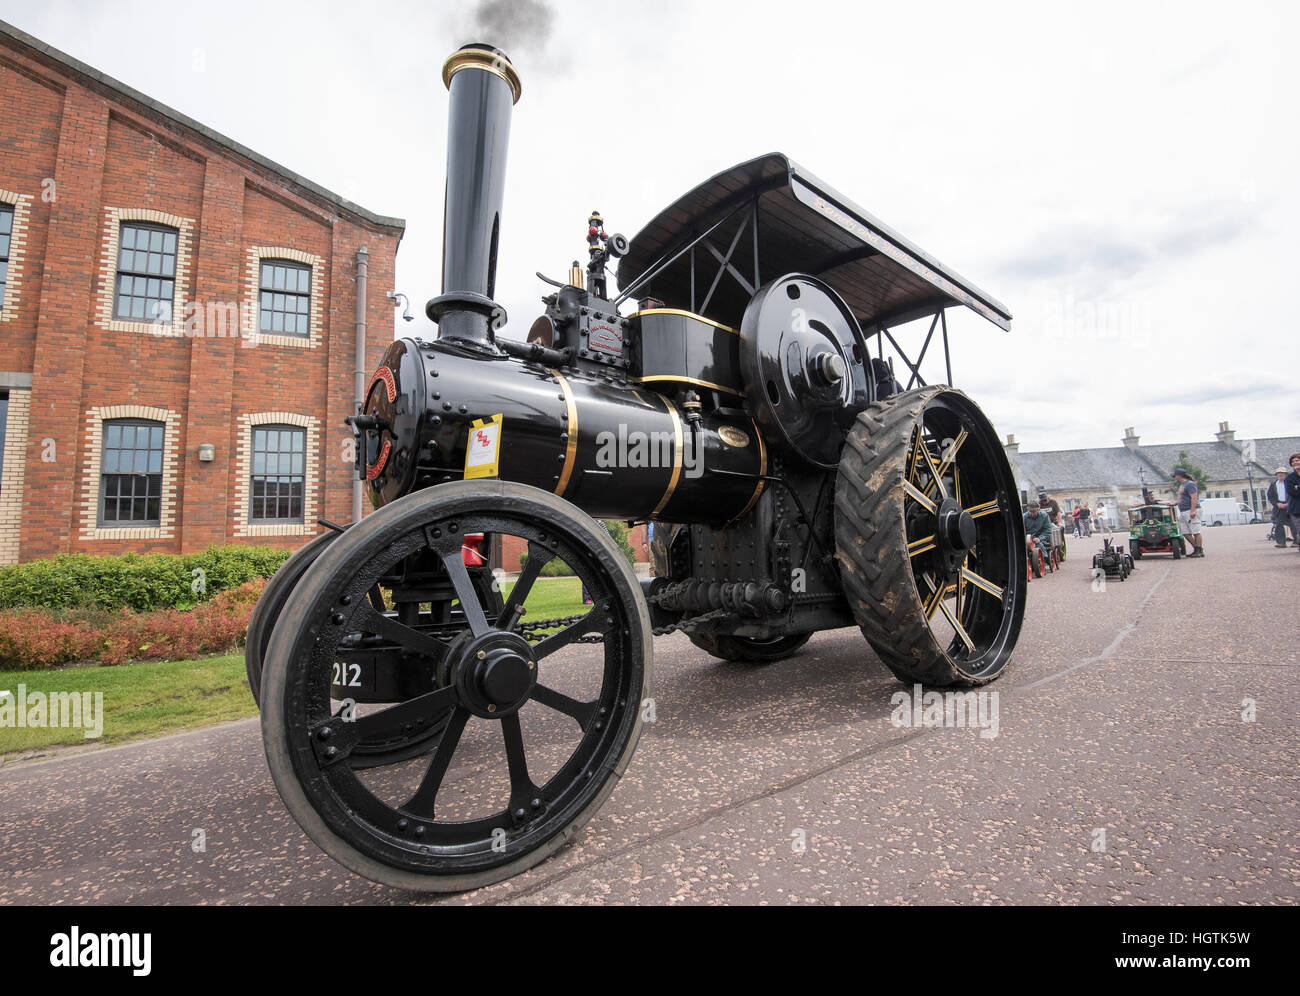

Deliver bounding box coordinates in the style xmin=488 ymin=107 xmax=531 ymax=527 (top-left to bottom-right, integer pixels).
xmin=0 ymin=31 xmax=403 ymax=562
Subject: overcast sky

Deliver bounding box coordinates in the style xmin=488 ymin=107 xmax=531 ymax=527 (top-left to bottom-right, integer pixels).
xmin=5 ymin=0 xmax=1297 ymax=452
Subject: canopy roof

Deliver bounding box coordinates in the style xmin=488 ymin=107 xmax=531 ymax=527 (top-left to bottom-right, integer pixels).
xmin=616 ymin=153 xmax=1011 ymax=334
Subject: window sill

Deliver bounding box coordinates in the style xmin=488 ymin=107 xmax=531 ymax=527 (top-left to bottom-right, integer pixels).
xmin=87 ymin=525 xmax=164 ymax=539
xmin=245 ymin=332 xmax=315 ymax=349
xmin=104 ymin=319 xmax=179 ymax=336
xmin=241 ymin=522 xmax=311 ymax=537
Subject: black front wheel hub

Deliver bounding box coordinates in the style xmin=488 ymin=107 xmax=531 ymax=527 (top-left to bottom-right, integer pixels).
xmin=449 ymin=631 xmax=538 ymax=718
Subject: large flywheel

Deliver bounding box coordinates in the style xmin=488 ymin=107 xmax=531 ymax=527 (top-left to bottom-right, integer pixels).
xmin=260 ymin=480 xmax=652 ymax=891
xmin=834 ymin=386 xmax=1025 ymax=686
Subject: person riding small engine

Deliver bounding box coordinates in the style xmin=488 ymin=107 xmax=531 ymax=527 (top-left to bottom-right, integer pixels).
xmin=1024 ymin=501 xmax=1054 ymax=557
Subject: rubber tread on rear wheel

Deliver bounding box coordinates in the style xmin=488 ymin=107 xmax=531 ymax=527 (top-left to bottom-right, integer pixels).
xmin=834 ymin=386 xmax=1025 ymax=687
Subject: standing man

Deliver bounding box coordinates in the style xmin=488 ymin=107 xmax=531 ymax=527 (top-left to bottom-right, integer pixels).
xmin=1174 ymin=468 xmax=1204 ymax=558
xmin=1079 ymin=501 xmax=1092 ymax=537
xmin=1267 ymin=466 xmax=1294 ymax=547
xmin=1038 ymin=491 xmax=1062 ymax=527
xmin=1287 ymin=454 xmax=1300 ymax=554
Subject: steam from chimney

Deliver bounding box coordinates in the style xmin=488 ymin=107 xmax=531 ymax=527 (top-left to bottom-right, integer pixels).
xmin=467 ymin=0 xmax=555 ymax=55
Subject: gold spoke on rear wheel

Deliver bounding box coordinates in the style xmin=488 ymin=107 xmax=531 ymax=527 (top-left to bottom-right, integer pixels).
xmin=936 ymin=597 xmax=975 ymax=652
xmin=966 ymin=498 xmax=1000 ymax=519
xmin=939 ymin=428 xmax=968 ymax=476
xmin=924 ymin=428 xmax=969 ymax=499
xmin=956 ymin=556 xmax=966 ymax=617
xmin=904 ymin=481 xmax=938 ymax=514
xmin=912 ymin=432 xmax=947 ymax=501
xmin=961 ymin=566 xmax=1004 ymax=599
xmin=921 ymin=575 xmax=946 ymax=620
xmin=920 ymin=574 xmax=972 ymax=650
xmin=908 ymin=533 xmax=937 ymax=557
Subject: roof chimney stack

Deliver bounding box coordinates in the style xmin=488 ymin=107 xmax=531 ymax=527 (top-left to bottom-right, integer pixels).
xmin=1215 ymin=421 xmax=1235 ymax=444
xmin=1004 ymin=433 xmax=1019 ymax=453
xmin=1122 ymin=427 xmax=1140 ymax=451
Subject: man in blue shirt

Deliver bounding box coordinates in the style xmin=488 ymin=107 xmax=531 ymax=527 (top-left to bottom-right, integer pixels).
xmin=1174 ymin=468 xmax=1204 ymax=558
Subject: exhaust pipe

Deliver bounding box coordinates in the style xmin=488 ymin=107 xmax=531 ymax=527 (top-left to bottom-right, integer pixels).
xmin=427 ymin=43 xmax=522 ymax=351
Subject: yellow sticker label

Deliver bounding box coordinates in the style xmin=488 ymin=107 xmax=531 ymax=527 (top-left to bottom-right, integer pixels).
xmin=464 ymin=414 xmax=504 ymax=480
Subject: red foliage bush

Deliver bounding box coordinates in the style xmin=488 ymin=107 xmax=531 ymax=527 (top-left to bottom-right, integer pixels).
xmin=0 ymin=578 xmax=265 ymax=670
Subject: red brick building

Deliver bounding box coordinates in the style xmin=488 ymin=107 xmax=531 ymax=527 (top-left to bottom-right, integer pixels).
xmin=0 ymin=21 xmax=404 ymax=564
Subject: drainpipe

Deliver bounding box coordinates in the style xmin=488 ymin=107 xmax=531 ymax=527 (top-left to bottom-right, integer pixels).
xmin=354 ymin=246 xmax=368 ymax=525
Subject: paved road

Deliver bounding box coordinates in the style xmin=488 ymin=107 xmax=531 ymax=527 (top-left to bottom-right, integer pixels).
xmin=1 ymin=524 xmax=1296 ymax=905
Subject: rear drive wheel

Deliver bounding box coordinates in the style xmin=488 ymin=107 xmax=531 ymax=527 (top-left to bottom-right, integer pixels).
xmin=834 ymin=387 xmax=1024 ymax=687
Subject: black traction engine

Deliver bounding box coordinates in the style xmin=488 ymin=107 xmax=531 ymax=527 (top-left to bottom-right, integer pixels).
xmin=249 ymin=43 xmax=1026 ymax=891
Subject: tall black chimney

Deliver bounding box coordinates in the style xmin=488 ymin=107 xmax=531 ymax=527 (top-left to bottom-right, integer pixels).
xmin=426 ymin=43 xmax=522 ymax=350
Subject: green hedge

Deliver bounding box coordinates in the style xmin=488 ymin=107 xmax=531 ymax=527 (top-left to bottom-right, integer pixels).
xmin=602 ymin=521 xmax=638 ymax=567
xmin=0 ymin=546 xmax=292 ymax=612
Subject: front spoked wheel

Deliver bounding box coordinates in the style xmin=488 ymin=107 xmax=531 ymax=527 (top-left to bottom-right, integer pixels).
xmin=835 ymin=387 xmax=1025 ymax=686
xmin=261 ymin=481 xmax=652 ymax=892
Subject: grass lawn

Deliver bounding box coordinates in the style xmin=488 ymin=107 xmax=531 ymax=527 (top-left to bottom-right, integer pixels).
xmin=0 ymin=652 xmax=255 ymax=758
xmin=506 ymin=575 xmax=588 ymax=628
xmin=0 ymin=576 xmax=591 ymax=759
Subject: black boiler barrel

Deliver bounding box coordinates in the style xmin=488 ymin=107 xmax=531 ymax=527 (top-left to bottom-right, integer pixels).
xmin=363 ymin=340 xmax=766 ymax=527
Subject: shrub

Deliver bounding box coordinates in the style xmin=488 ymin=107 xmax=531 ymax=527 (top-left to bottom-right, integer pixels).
xmin=0 ymin=546 xmax=291 ymax=612
xmin=519 ymin=551 xmax=574 ymax=576
xmin=601 ymin=521 xmax=638 ymax=567
xmin=0 ymin=578 xmax=265 ymax=670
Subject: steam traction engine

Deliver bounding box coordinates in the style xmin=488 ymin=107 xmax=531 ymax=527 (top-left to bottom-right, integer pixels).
xmin=250 ymin=44 xmax=1026 ymax=891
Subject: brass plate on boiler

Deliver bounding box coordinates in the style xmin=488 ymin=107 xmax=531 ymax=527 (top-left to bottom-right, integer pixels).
xmin=718 ymin=426 xmax=751 ymax=448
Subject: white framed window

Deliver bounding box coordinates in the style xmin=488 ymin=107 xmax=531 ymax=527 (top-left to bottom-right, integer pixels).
xmin=234 ymin=411 xmax=320 ymax=537
xmin=0 ymin=388 xmax=30 ymax=565
xmin=248 ymin=423 xmax=307 ymax=524
xmin=96 ymin=207 xmax=195 ymax=336
xmin=79 ymin=404 xmax=181 ymax=540
xmin=98 ymin=418 xmax=165 ymax=526
xmin=244 ymin=246 xmax=325 ymax=348
xmin=0 ymin=188 xmax=33 ymax=322
xmin=112 ymin=223 xmax=178 ymax=325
